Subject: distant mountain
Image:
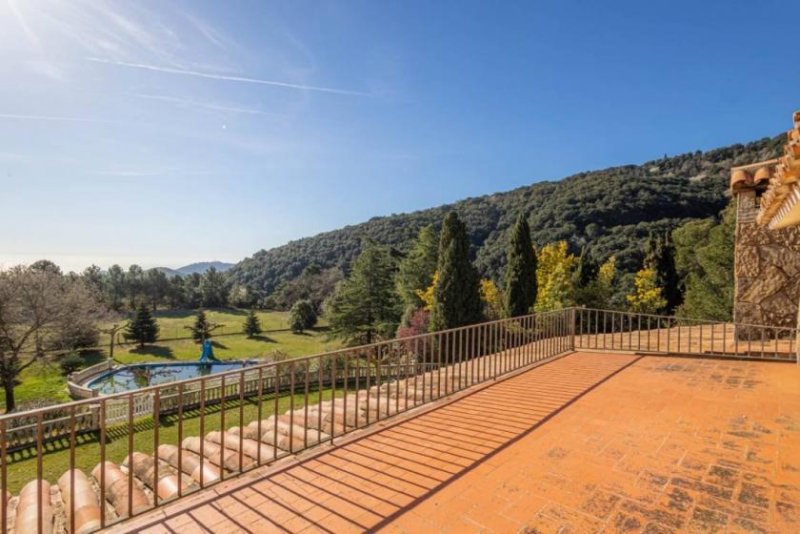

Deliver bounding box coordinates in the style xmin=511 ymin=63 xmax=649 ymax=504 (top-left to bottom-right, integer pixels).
xmin=156 ymin=261 xmax=234 ymax=277
xmin=229 ymin=135 xmax=785 ymax=298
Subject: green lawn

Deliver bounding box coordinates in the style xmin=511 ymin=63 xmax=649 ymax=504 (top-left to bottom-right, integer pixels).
xmin=113 ymin=327 xmax=338 ymax=364
xmin=100 ymin=309 xmax=295 ymax=343
xmin=4 ymin=310 xmax=340 ymax=412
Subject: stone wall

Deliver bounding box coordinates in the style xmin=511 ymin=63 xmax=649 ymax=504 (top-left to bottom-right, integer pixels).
xmin=734 ymin=191 xmax=800 ymax=334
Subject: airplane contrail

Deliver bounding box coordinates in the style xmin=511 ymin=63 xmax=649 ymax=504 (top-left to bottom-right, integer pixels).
xmin=86 ymin=57 xmax=371 ymax=97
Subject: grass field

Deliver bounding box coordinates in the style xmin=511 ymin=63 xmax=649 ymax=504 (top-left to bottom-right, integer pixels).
xmin=99 ymin=309 xmax=294 ymax=344
xmin=4 ymin=309 xmax=341 ymax=412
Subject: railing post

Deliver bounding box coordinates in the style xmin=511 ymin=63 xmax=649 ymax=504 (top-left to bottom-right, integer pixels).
xmin=569 ymin=308 xmax=576 ymax=351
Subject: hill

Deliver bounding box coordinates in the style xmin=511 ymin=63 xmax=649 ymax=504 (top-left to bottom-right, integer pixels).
xmin=157 ymin=261 xmax=234 ymax=277
xmin=229 ymin=135 xmax=785 ymax=299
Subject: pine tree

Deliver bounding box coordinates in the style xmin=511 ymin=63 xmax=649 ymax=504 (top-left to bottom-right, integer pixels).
xmin=125 ymin=304 xmax=159 ymax=348
xmin=504 ymin=216 xmax=537 ymax=317
xmin=326 ymin=241 xmax=402 ymax=345
xmin=644 ymin=233 xmax=681 ymax=313
xmin=242 ymin=310 xmax=262 ymax=338
xmin=186 ymin=310 xmax=219 ymax=342
xmin=430 ymin=212 xmax=483 ymax=331
xmin=396 ymin=225 xmax=439 ymax=314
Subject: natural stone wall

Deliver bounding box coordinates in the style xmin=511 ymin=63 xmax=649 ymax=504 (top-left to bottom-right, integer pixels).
xmin=734 ymin=191 xmax=800 ymax=335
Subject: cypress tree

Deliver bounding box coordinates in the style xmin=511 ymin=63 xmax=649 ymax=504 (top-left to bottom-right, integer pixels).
xmin=504 ymin=216 xmax=537 ymax=317
xmin=645 ymin=233 xmax=681 ymax=313
xmin=430 ymin=212 xmax=483 ymax=331
xmin=125 ymin=304 xmax=159 ymax=348
xmin=573 ymin=246 xmax=598 ymax=289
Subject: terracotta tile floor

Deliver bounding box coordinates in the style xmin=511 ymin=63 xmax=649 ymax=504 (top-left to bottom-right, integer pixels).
xmin=112 ymin=352 xmax=800 ymax=534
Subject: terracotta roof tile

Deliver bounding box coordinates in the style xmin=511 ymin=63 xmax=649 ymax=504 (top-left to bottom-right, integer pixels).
xmin=731 ymin=110 xmax=800 ymax=228
xmin=729 ymin=160 xmax=778 ymax=191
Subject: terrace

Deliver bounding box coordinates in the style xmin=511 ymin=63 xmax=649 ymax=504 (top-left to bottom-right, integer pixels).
xmin=1 ymin=308 xmax=798 ymax=533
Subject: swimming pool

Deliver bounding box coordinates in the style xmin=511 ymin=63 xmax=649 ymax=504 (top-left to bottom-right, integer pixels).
xmin=86 ymin=361 xmax=256 ymax=395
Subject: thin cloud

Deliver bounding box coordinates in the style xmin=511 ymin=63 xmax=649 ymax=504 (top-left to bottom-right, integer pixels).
xmin=91 ymin=170 xmax=161 ymax=177
xmin=133 ymin=93 xmax=270 ymax=116
xmin=86 ymin=57 xmax=371 ymax=97
xmin=7 ymin=0 xmax=41 ymax=48
xmin=0 ymin=113 xmax=120 ymax=124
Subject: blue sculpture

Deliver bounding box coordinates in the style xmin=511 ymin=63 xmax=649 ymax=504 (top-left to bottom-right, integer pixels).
xmin=199 ymin=340 xmax=219 ymax=363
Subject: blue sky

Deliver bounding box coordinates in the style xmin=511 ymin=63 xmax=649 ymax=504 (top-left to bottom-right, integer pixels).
xmin=1 ymin=0 xmax=798 ymax=272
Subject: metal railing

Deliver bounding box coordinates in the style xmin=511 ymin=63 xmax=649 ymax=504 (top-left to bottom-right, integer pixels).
xmin=574 ymin=308 xmax=797 ymax=361
xmin=0 ymin=308 xmax=573 ymax=533
xmin=3 ymin=306 xmax=796 ymax=532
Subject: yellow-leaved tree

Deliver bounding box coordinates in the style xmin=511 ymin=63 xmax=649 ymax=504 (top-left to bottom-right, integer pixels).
xmin=535 ymin=241 xmax=576 ymax=311
xmin=415 ymin=271 xmax=438 ymax=311
xmin=479 ymin=279 xmax=505 ymax=320
xmin=626 ymin=267 xmax=666 ymax=313
xmin=597 ymin=255 xmax=616 ymax=289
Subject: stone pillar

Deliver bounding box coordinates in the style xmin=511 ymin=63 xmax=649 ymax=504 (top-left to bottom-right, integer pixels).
xmin=733 ymin=191 xmax=800 ymax=336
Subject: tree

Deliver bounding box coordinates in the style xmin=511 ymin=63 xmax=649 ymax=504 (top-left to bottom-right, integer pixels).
xmin=125 ymin=304 xmax=159 ymax=348
xmin=480 ymin=279 xmax=505 ymax=320
xmin=673 ymin=203 xmax=735 ymax=321
xmin=644 ymin=234 xmax=681 ymax=313
xmin=504 ymin=216 xmax=537 ymax=317
xmin=626 ymin=267 xmax=667 ymax=314
xmin=396 ymin=225 xmax=439 ymax=313
xmin=430 ymin=212 xmax=483 ymax=331
xmin=184 ymin=273 xmax=204 ymax=308
xmin=30 ymin=259 xmax=62 ymax=275
xmin=200 ymin=267 xmax=228 ymax=308
xmin=228 ymin=283 xmax=256 ymax=308
xmin=126 ymin=264 xmax=145 ymax=309
xmin=573 ymin=247 xmax=598 ymax=289
xmin=575 ymin=255 xmax=617 ymax=309
xmin=535 ymin=241 xmax=577 ymax=312
xmin=326 ymin=241 xmax=402 ymax=345
xmin=144 ymin=269 xmax=169 ymax=310
xmin=186 ymin=310 xmax=221 ymax=342
xmin=166 ymin=275 xmax=187 ymax=309
xmin=289 ymin=300 xmax=317 ymax=333
xmin=0 ymin=266 xmax=103 ymax=411
xmin=415 ymin=271 xmax=438 ymax=312
xmin=104 ymin=264 xmax=127 ymax=311
xmin=81 ymin=265 xmax=105 ymax=295
xmin=242 ymin=310 xmax=262 ymax=338
xmin=396 ymin=309 xmax=431 ymax=339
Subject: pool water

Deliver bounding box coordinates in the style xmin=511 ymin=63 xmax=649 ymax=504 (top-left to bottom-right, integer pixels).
xmin=87 ymin=361 xmax=254 ymax=395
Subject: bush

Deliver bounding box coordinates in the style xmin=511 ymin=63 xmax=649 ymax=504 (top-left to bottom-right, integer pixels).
xmin=289 ymin=300 xmax=317 ymax=333
xmin=60 ymin=353 xmax=85 ymax=376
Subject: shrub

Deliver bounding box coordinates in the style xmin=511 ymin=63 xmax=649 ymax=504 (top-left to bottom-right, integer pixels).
xmin=60 ymin=353 xmax=85 ymax=376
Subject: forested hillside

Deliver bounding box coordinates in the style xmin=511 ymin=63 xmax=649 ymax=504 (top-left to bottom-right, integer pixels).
xmin=229 ymin=135 xmax=784 ymax=301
